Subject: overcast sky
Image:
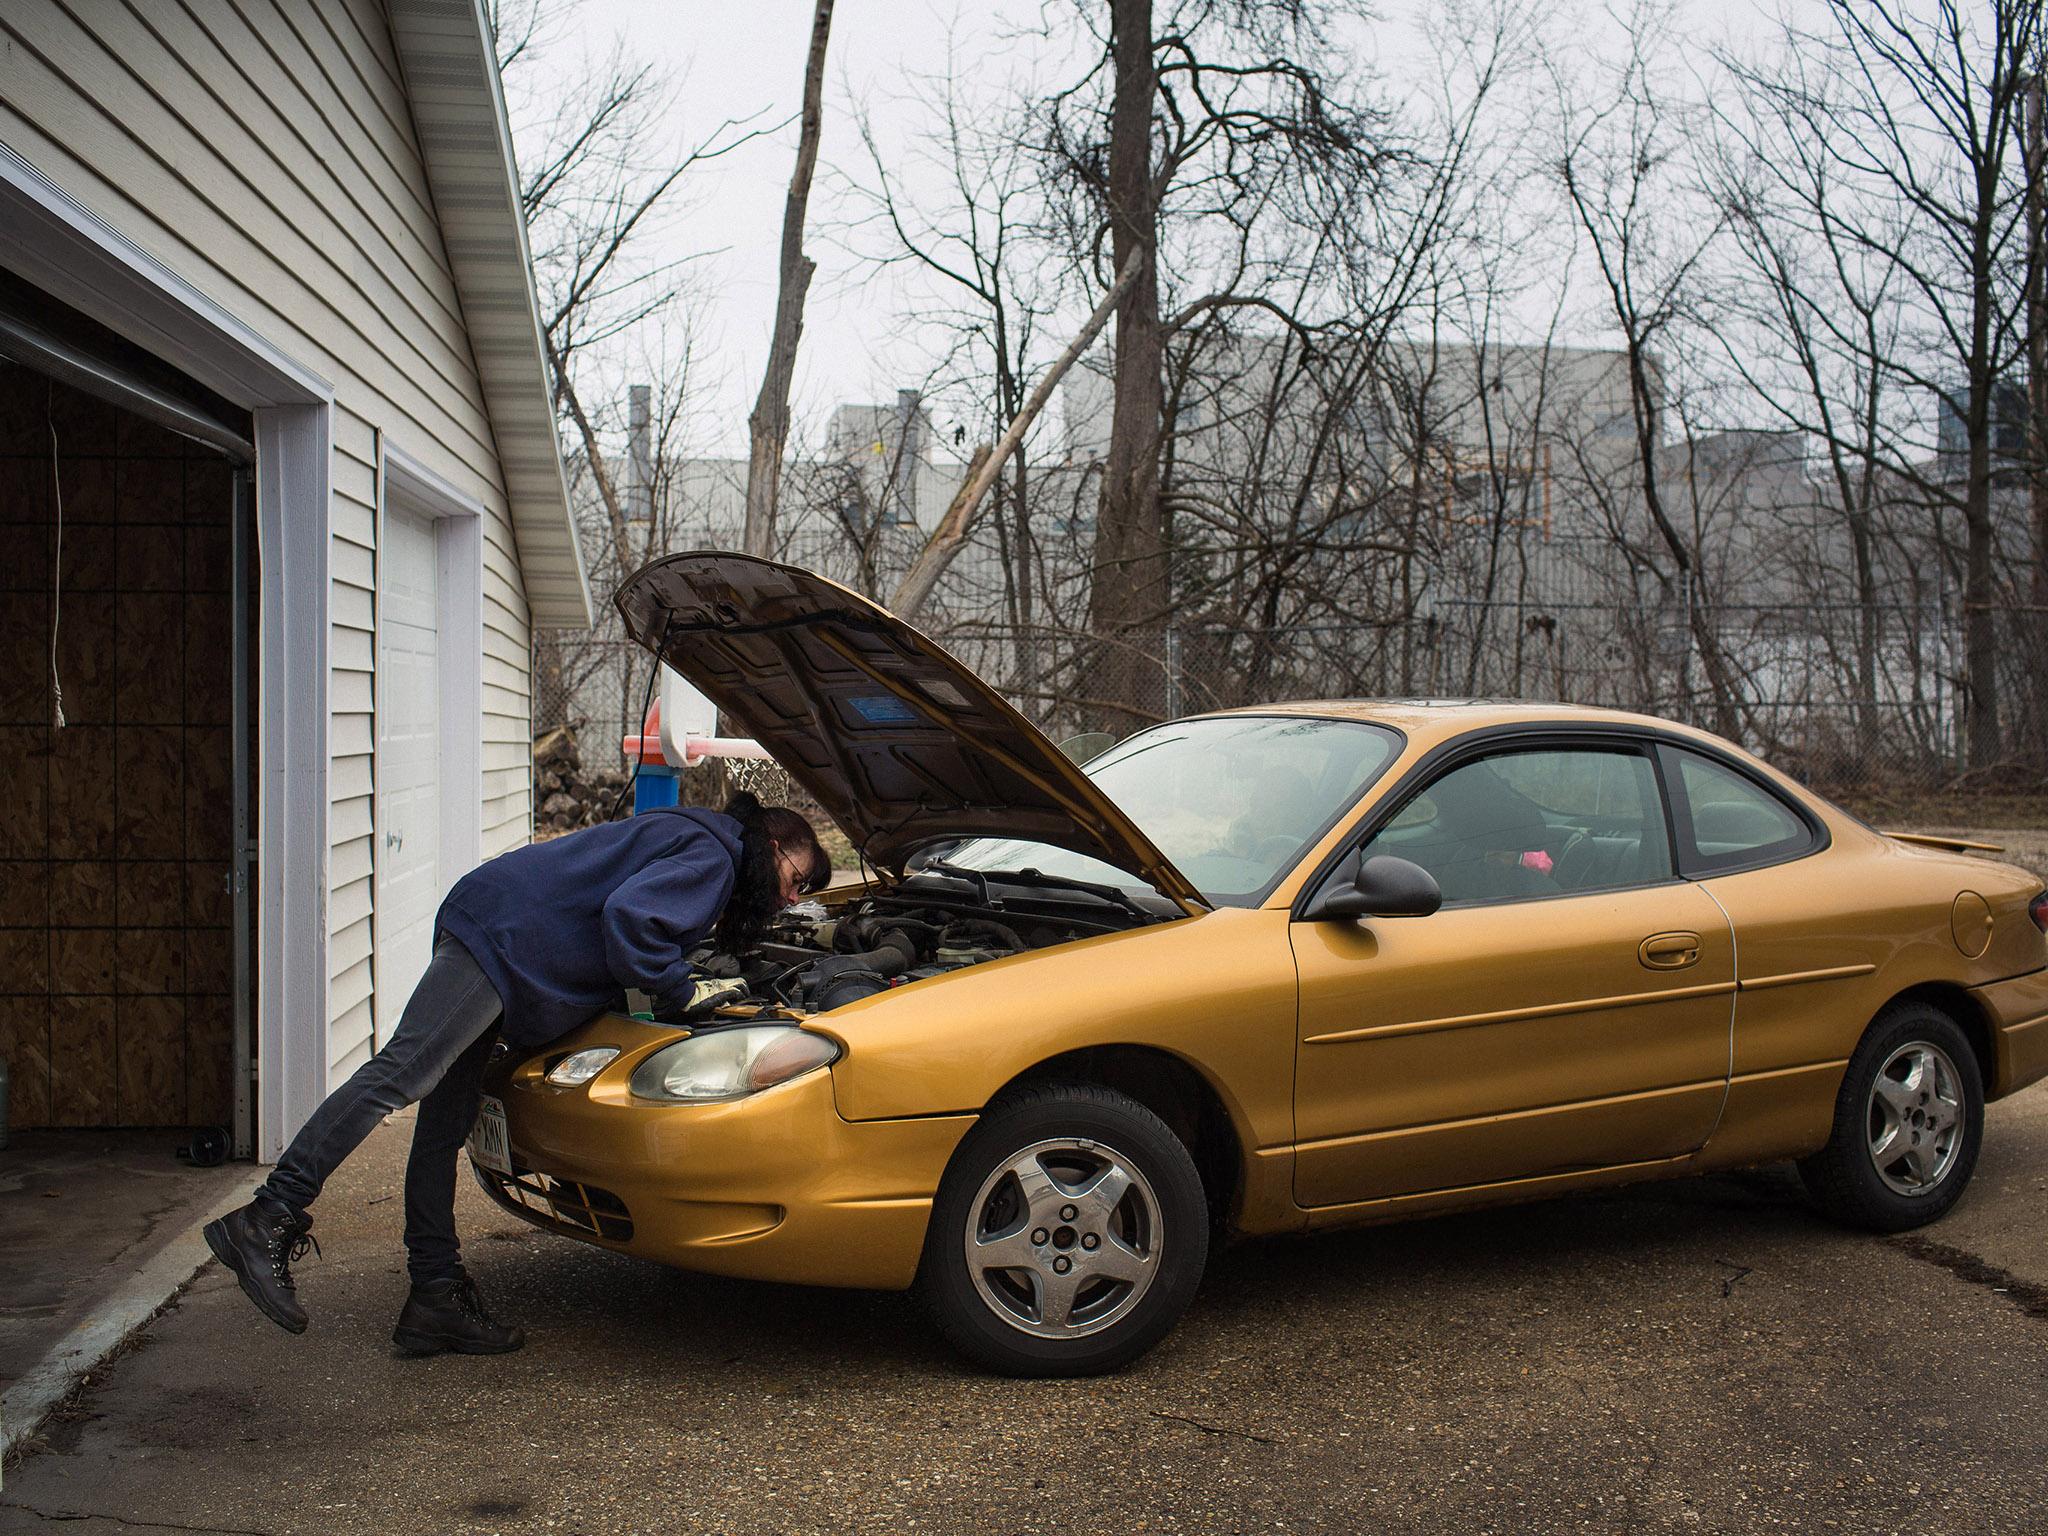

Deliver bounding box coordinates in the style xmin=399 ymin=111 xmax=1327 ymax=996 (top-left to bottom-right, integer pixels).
xmin=518 ymin=0 xmax=1789 ymax=459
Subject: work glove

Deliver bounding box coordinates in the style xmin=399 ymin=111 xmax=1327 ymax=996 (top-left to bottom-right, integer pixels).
xmin=663 ymin=975 xmax=752 ymax=1023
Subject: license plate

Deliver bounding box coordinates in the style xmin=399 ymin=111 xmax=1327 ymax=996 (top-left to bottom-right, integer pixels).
xmin=467 ymin=1095 xmax=512 ymax=1176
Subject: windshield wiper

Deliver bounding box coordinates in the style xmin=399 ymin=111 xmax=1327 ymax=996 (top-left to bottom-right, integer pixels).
xmin=925 ymin=859 xmax=1153 ymax=919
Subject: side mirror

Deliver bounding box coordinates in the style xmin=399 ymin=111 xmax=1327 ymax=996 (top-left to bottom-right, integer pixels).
xmin=1302 ymin=852 xmax=1442 ymax=921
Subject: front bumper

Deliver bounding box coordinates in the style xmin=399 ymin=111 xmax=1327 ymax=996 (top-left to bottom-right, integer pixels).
xmin=477 ymin=1016 xmax=974 ymax=1290
xmin=1972 ymin=967 xmax=2048 ymax=1099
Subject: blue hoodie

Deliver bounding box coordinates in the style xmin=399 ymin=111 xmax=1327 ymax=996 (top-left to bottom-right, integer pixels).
xmin=436 ymin=807 xmax=745 ymax=1046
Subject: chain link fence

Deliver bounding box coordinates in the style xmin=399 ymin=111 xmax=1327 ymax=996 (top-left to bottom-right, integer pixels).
xmin=538 ymin=596 xmax=2048 ymax=797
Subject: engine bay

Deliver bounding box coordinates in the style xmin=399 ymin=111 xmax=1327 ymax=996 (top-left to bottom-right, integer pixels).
xmin=689 ymin=869 xmax=1164 ymax=1013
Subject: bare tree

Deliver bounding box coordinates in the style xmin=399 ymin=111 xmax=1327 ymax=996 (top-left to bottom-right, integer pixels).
xmin=743 ymin=1 xmax=837 ymax=558
xmin=1039 ymin=0 xmax=1396 ymax=731
xmin=891 ymin=250 xmax=1139 ymax=616
xmin=2031 ymin=67 xmax=2048 ymax=764
xmin=496 ymin=2 xmax=762 ymax=555
xmin=1721 ymin=0 xmax=2043 ymax=771
xmin=1552 ymin=5 xmax=1749 ymax=738
xmin=1705 ymin=38 xmax=1922 ymax=763
xmin=844 ymin=52 xmax=1058 ymax=676
xmin=490 ymin=0 xmax=765 ymax=734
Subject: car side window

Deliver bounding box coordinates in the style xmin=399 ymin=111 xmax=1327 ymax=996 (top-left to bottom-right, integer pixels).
xmin=1361 ymin=747 xmax=1673 ymax=905
xmin=1664 ymin=748 xmax=1814 ymax=872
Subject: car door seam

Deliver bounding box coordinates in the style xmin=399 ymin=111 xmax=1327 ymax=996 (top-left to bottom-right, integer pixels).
xmin=1693 ymin=879 xmax=1739 ymax=1150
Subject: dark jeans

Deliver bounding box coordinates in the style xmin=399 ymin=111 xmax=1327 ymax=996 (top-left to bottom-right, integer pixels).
xmin=260 ymin=934 xmax=504 ymax=1285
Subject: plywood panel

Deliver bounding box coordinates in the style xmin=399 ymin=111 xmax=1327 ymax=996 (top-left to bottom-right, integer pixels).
xmin=0 ymin=995 xmax=52 ymax=1128
xmin=0 ymin=372 xmax=243 ymax=1126
xmin=117 ymin=993 xmax=184 ymax=1124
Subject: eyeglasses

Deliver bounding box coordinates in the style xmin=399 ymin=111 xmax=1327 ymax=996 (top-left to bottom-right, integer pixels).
xmin=779 ymin=848 xmax=828 ymax=897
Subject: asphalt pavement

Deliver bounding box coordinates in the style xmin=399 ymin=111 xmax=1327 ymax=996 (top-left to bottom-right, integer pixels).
xmin=5 ymin=1083 xmax=2046 ymax=1536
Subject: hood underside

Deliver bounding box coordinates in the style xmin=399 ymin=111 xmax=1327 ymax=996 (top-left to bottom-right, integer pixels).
xmin=614 ymin=553 xmax=1206 ymax=911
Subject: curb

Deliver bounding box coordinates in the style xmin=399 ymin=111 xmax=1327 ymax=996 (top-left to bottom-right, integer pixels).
xmin=1 ymin=1180 xmax=250 ymax=1464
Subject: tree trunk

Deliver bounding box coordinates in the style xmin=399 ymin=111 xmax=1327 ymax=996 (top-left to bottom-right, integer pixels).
xmin=1850 ymin=492 xmax=1879 ymax=764
xmin=742 ymin=0 xmax=834 ymax=558
xmin=1964 ymin=171 xmax=2002 ymax=771
xmin=1621 ymin=348 xmax=1744 ymax=739
xmin=2028 ymin=70 xmax=2048 ymax=766
xmin=1079 ymin=0 xmax=1166 ymax=733
xmin=1010 ymin=447 xmax=1038 ymax=709
xmin=1963 ymin=404 xmax=2000 ymax=769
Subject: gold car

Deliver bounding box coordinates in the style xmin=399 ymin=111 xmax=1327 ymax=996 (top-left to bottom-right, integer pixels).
xmin=472 ymin=553 xmax=2048 ymax=1376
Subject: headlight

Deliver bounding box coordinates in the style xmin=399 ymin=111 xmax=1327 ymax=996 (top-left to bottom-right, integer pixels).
xmin=545 ymin=1047 xmax=620 ymax=1086
xmin=629 ymin=1026 xmax=841 ymax=1104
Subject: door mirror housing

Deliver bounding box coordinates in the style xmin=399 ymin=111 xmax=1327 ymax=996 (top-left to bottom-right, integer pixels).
xmin=1302 ymin=853 xmax=1443 ymax=921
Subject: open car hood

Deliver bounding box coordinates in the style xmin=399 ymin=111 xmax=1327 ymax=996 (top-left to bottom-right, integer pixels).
xmin=614 ymin=553 xmax=1208 ymax=912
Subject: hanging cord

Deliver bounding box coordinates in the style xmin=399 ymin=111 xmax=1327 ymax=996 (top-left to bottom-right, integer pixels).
xmin=47 ymin=391 xmax=65 ymax=729
xmin=607 ymin=617 xmax=674 ymax=822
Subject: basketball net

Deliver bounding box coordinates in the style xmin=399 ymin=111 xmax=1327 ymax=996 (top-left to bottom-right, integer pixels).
xmin=724 ymin=753 xmax=791 ymax=806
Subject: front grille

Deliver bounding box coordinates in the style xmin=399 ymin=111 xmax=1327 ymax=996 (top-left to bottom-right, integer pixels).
xmin=474 ymin=1163 xmax=634 ymax=1242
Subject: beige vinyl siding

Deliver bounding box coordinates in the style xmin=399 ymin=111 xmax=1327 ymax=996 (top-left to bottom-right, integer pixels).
xmin=0 ymin=0 xmax=538 ymax=1087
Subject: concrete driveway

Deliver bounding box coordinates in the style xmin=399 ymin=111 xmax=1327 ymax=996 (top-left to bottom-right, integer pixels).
xmin=6 ymin=1083 xmax=2047 ymax=1536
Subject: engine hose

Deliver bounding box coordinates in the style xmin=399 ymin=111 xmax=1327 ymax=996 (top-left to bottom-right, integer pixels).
xmin=796 ymin=931 xmax=918 ymax=1007
xmin=838 ymin=915 xmax=940 ymax=954
xmin=837 ymin=929 xmax=919 ymax=975
xmin=812 ymin=968 xmax=891 ymax=1011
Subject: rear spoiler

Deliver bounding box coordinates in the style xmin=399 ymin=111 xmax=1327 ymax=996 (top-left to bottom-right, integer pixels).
xmin=1883 ymin=830 xmax=2006 ymax=854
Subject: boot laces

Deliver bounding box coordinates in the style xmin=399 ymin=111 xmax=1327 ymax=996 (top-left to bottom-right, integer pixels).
xmin=265 ymin=1224 xmax=320 ymax=1289
xmin=451 ymin=1275 xmax=498 ymax=1325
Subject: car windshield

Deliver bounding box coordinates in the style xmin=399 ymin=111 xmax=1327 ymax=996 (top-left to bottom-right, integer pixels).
xmin=941 ymin=715 xmax=1402 ymax=906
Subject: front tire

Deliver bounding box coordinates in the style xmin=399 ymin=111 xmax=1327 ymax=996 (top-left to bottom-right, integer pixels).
xmin=1798 ymin=1001 xmax=1983 ymax=1232
xmin=919 ymin=1084 xmax=1209 ymax=1377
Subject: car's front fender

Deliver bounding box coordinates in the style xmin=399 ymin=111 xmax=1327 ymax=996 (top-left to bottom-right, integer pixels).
xmin=811 ymin=905 xmax=1298 ymax=1159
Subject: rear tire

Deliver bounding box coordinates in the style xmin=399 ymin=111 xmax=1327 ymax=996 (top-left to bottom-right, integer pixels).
xmin=1798 ymin=1001 xmax=1983 ymax=1232
xmin=918 ymin=1084 xmax=1208 ymax=1377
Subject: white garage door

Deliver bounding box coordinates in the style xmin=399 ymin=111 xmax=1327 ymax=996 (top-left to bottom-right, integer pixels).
xmin=377 ymin=504 xmax=442 ymax=1039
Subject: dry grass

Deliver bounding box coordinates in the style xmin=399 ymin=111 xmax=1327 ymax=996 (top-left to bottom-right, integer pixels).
xmin=1836 ymin=790 xmax=2048 ymax=832
xmin=818 ymin=823 xmax=860 ymax=872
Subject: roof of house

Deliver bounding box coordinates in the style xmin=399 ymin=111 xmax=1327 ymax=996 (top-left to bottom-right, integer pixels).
xmin=388 ymin=0 xmax=591 ymax=629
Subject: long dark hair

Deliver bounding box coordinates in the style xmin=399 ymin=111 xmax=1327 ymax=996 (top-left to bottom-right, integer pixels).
xmin=714 ymin=792 xmax=830 ymax=953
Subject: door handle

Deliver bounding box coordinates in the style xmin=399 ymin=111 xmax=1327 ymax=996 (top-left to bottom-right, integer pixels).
xmin=386 ymin=830 xmax=404 ymax=852
xmin=1639 ymin=931 xmax=1701 ymax=970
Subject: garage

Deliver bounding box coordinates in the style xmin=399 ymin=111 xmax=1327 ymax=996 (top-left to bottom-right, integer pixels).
xmin=0 ymin=279 xmax=256 ymax=1152
xmin=0 ymin=0 xmax=590 ymax=1457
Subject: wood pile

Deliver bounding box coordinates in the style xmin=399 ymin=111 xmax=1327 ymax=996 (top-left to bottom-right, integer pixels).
xmin=533 ymin=725 xmax=630 ymax=836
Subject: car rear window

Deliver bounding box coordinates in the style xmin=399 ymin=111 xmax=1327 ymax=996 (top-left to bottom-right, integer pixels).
xmin=1663 ymin=747 xmax=1817 ymax=873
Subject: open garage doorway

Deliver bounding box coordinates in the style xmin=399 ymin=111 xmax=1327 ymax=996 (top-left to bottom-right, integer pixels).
xmin=0 ymin=314 xmax=256 ymax=1157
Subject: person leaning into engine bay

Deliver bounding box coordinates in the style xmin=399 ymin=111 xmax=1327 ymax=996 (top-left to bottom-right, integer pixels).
xmin=202 ymin=791 xmax=829 ymax=1356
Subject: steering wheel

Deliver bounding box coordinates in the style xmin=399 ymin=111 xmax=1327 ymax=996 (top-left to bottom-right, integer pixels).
xmin=1549 ymin=829 xmax=1590 ymax=888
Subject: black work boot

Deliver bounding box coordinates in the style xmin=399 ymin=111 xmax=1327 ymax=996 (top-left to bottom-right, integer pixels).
xmin=392 ymin=1272 xmax=525 ymax=1356
xmin=203 ymin=1200 xmax=318 ymax=1334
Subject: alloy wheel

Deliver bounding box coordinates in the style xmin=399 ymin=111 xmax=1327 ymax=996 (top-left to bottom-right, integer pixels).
xmin=1865 ymin=1040 xmax=1965 ymax=1197
xmin=963 ymin=1138 xmax=1163 ymax=1339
